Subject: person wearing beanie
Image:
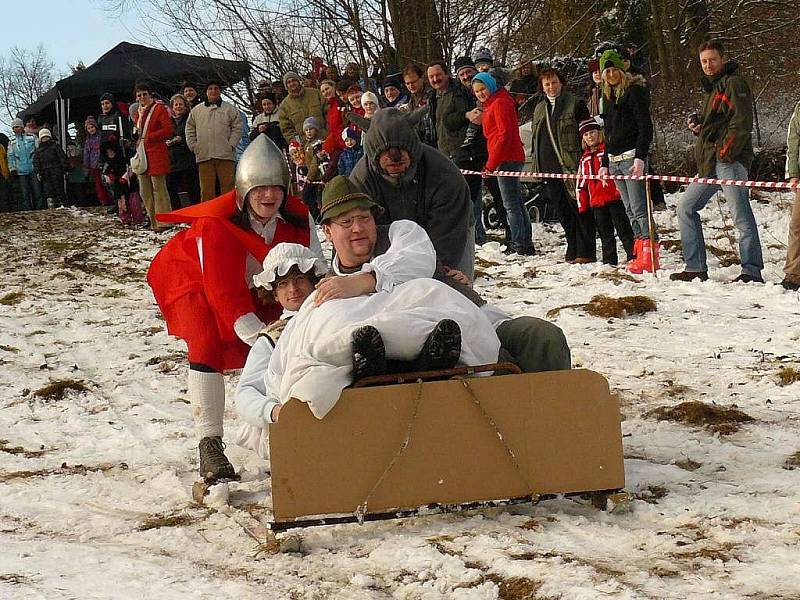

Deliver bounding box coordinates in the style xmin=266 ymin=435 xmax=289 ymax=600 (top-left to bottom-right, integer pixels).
xmin=33 ymin=128 xmax=68 ymax=208
xmin=83 ymin=115 xmax=111 ymax=206
xmin=98 ymin=91 xmax=130 ymax=147
xmin=337 ymin=126 xmax=363 ymax=176
xmin=182 ymin=81 xmax=201 ymax=108
xmin=598 ymin=48 xmax=655 ymax=273
xmin=576 ymin=118 xmax=634 ymax=265
xmin=473 ymin=47 xmax=494 ymax=69
xmin=361 ymin=91 xmax=380 ymax=117
xmin=8 ymin=117 xmax=43 ymax=209
xmin=381 ymin=76 xmax=408 ymax=108
xmin=530 ymin=67 xmax=594 ymax=263
xmin=185 ymin=79 xmax=244 ymax=202
xmin=277 ymin=70 xmax=326 ymax=145
xmin=471 ymin=73 xmax=534 ymax=255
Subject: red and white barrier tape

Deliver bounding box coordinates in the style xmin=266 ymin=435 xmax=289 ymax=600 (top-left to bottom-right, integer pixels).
xmin=460 ymin=169 xmax=800 ymax=190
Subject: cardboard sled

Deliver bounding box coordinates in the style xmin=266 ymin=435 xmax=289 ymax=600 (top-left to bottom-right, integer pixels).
xmin=269 ymin=368 xmax=624 ymax=529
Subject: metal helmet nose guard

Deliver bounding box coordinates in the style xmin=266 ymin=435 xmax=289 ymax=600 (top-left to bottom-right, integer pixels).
xmin=235 ymin=134 xmax=291 ymax=209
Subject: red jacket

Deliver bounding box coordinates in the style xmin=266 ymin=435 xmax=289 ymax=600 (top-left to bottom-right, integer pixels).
xmin=322 ymin=99 xmax=346 ymax=155
xmin=481 ymin=88 xmax=525 ymax=172
xmin=576 ymin=143 xmax=621 ymax=212
xmin=147 ymin=191 xmax=310 ymax=368
xmin=134 ymin=102 xmax=173 ymax=176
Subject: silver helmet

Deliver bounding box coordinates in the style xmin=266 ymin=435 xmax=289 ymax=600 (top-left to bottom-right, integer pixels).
xmin=235 ymin=134 xmax=291 ymax=208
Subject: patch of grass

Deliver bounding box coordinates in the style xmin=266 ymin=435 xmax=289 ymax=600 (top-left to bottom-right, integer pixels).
xmin=783 ymin=451 xmax=800 ymax=471
xmin=145 ymin=352 xmax=186 ymax=367
xmin=33 ymin=379 xmax=89 ymax=401
xmin=0 ymin=439 xmax=51 ymax=458
xmin=662 ymin=381 xmax=691 ymax=398
xmin=593 ymin=271 xmax=642 ymax=284
xmin=647 ymin=401 xmax=755 ymax=434
xmin=675 ymin=458 xmax=702 ymax=471
xmin=137 ymin=513 xmax=198 ymax=531
xmin=777 ymin=367 xmax=800 ymax=386
xmin=101 ymin=288 xmax=126 ymax=298
xmin=706 ymin=244 xmax=739 ymax=267
xmin=0 ymin=345 xmax=19 ymax=352
xmin=547 ymin=294 xmax=657 ymax=319
xmin=476 ymin=257 xmax=503 ymax=268
xmin=0 ymin=573 xmax=34 ymax=585
xmin=635 ymin=485 xmax=669 ymax=504
xmin=660 ymin=239 xmax=682 ymax=253
xmin=0 ymin=291 xmax=23 ymax=305
xmin=0 ymin=461 xmax=126 ymax=482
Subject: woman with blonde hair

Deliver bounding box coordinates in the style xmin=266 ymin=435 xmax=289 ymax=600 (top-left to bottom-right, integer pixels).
xmin=597 ymin=49 xmax=656 ymax=273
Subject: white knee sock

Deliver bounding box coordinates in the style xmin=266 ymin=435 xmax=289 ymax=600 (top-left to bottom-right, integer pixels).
xmin=188 ymin=370 xmax=225 ymax=440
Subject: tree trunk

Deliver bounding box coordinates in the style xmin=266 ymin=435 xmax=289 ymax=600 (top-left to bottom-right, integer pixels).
xmin=386 ymin=0 xmax=444 ymax=65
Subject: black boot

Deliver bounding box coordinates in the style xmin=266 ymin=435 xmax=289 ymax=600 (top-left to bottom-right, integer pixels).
xmin=351 ymin=325 xmax=387 ymax=381
xmin=408 ymin=319 xmax=462 ymax=372
xmin=198 ymin=436 xmax=238 ymax=483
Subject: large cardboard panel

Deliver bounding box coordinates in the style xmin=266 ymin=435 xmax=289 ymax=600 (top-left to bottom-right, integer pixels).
xmin=269 ymin=369 xmax=624 ymax=522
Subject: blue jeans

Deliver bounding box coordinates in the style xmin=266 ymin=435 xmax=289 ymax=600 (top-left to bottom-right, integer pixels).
xmin=609 ymin=157 xmax=653 ymax=240
xmin=496 ymin=161 xmax=532 ymax=250
xmin=676 ymin=160 xmax=764 ymax=276
xmin=18 ymin=173 xmax=43 ymax=210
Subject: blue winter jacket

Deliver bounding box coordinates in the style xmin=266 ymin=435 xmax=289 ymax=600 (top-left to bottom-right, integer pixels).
xmin=8 ymin=132 xmax=38 ymax=175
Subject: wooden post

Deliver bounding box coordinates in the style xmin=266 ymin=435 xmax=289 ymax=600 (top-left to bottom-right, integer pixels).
xmin=645 ymin=176 xmax=658 ymax=277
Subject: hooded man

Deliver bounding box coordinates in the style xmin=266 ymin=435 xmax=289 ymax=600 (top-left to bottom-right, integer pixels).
xmin=348 ymin=108 xmax=475 ymax=280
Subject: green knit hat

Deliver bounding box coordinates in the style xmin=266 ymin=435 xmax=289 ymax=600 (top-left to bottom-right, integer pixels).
xmin=599 ymin=49 xmax=626 ymax=72
xmin=318 ymin=176 xmax=382 ymax=223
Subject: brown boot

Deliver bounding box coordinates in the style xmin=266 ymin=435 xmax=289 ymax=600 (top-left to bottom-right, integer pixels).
xmin=669 ymin=270 xmax=709 ymax=282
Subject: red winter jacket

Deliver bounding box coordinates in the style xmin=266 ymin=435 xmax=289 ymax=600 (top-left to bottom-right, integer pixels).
xmin=576 ymin=143 xmax=621 ymax=213
xmin=147 ymin=191 xmax=310 ymax=369
xmin=322 ymin=99 xmax=346 ymax=155
xmin=481 ymin=88 xmax=525 ymax=172
xmin=134 ymin=101 xmax=173 ymax=176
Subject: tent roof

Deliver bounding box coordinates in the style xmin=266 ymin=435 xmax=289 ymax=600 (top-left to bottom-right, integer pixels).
xmin=19 ymin=41 xmax=251 ymax=122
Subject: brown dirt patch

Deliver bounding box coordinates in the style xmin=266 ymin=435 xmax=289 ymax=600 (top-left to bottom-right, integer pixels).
xmin=593 ymin=271 xmax=642 ymax=284
xmin=635 ymin=485 xmax=669 ymax=504
xmin=675 ymin=458 xmax=702 ymax=471
xmin=777 ymin=367 xmax=800 ymax=386
xmin=647 ymin=401 xmax=755 ymax=434
xmin=0 ymin=461 xmax=127 ymax=482
xmin=33 ymin=379 xmax=90 ymax=401
xmin=783 ymin=451 xmax=800 ymax=470
xmin=547 ymin=294 xmax=657 ymax=319
xmin=0 ymin=439 xmax=51 ymax=458
xmin=0 ymin=291 xmax=24 ymax=305
xmin=137 ymin=513 xmax=199 ymax=531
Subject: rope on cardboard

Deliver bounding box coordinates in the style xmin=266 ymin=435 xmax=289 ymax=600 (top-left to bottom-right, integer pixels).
xmin=354 ymin=379 xmax=424 ymax=524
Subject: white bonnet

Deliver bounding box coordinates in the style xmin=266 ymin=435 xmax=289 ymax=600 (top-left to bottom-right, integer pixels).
xmin=253 ymin=243 xmax=328 ymax=290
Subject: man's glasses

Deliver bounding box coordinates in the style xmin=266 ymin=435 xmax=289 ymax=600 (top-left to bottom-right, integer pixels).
xmin=331 ymin=214 xmax=372 ymax=228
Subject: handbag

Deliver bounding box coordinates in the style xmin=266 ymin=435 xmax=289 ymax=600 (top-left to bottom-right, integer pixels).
xmin=130 ymin=105 xmax=155 ymax=175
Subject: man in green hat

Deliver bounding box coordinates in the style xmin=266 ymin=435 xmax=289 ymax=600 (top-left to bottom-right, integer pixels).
xmin=317 ymin=176 xmax=572 ymax=374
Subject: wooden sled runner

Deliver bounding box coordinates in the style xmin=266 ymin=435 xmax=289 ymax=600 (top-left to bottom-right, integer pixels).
xmin=269 ymin=367 xmax=625 ymax=531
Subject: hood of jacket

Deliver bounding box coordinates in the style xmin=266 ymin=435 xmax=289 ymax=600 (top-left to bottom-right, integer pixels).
xmin=363 ymin=108 xmax=424 ymax=185
xmin=701 ymin=60 xmax=739 ymax=93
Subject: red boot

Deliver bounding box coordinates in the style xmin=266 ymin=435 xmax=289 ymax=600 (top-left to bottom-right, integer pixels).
xmin=626 ymin=239 xmax=643 ymax=271
xmin=629 ymin=240 xmax=660 ymax=273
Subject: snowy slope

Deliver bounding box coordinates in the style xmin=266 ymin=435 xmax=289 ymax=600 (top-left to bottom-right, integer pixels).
xmin=1 ymin=192 xmax=799 ymax=600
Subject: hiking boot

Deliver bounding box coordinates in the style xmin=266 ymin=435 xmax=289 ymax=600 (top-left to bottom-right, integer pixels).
xmin=198 ymin=436 xmax=238 ymax=483
xmin=731 ymin=273 xmax=764 ymax=284
xmin=409 ymin=319 xmax=462 ymax=372
xmin=669 ymin=270 xmax=709 ymax=282
xmin=351 ymin=325 xmax=387 ymax=381
xmin=781 ymin=278 xmax=800 ymax=291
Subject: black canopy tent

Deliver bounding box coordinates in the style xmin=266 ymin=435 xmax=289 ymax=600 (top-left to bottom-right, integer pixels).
xmin=19 ymin=42 xmax=251 ymax=149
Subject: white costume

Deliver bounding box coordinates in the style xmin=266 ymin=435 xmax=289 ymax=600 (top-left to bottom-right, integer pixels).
xmin=235 ymin=221 xmax=500 ymax=443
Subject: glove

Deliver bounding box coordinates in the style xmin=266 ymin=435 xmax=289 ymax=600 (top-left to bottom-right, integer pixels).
xmin=598 ymin=166 xmax=610 ymax=188
xmin=233 ymin=312 xmax=267 ymax=346
xmin=630 ymin=158 xmax=645 ymax=177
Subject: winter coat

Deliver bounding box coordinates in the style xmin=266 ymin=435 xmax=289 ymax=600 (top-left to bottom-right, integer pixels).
xmin=435 ymin=79 xmax=475 ymax=157
xmin=250 ymin=112 xmax=287 ymax=152
xmin=97 ymin=109 xmax=130 ymax=144
xmin=530 ymin=92 xmax=588 ymax=198
xmin=185 ymin=100 xmax=242 ymax=163
xmin=147 ymin=192 xmax=311 ymax=371
xmin=786 ymin=100 xmax=800 ymax=180
xmin=322 ymin=98 xmax=347 ymax=154
xmin=337 ymin=146 xmax=363 ymax=176
xmin=600 ymin=75 xmax=653 ymax=167
xmin=168 ymin=113 xmax=197 ymax=172
xmin=277 ymin=87 xmax=326 ymax=144
xmin=8 ymin=132 xmax=38 ymax=175
xmin=33 ymin=140 xmax=67 ymax=174
xmin=349 ymin=108 xmax=473 ymax=270
xmin=694 ymin=61 xmax=754 ymax=177
xmin=576 ymin=143 xmax=621 ymax=212
xmin=83 ymin=132 xmax=102 ymax=170
xmin=481 ymin=88 xmax=525 ymax=171
xmin=134 ymin=102 xmax=173 ymax=177
xmin=235 ymin=112 xmax=251 ymax=162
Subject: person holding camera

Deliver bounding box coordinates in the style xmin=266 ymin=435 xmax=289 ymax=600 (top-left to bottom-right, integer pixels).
xmin=670 ymin=40 xmax=763 ymax=283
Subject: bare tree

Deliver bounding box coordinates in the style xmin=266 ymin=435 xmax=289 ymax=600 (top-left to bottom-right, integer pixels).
xmin=0 ymin=45 xmax=55 ymax=127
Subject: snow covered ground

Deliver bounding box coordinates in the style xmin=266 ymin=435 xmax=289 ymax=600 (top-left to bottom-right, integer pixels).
xmin=2 ymin=191 xmax=799 ymax=600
